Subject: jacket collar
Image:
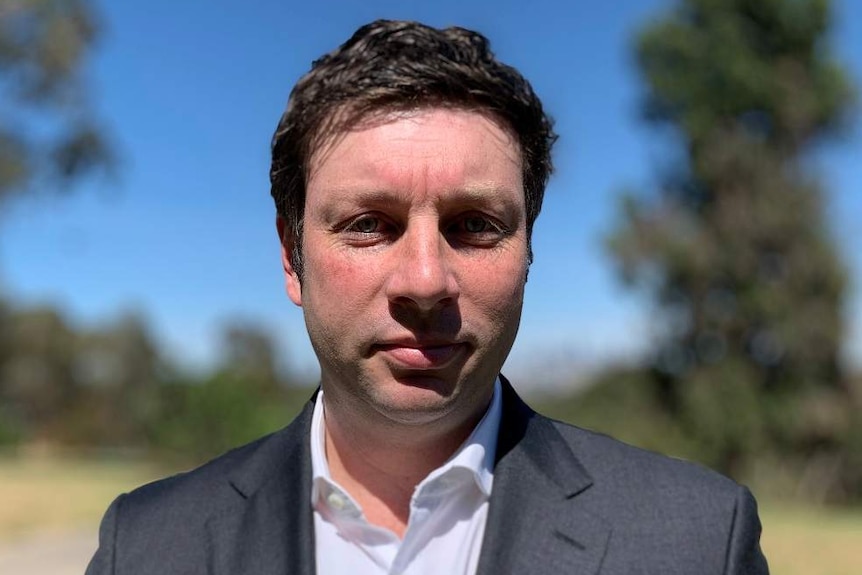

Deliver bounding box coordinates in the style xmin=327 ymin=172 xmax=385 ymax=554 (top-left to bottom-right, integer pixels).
xmin=210 ymin=379 xmax=610 ymax=575
xmin=475 ymin=377 xmax=611 ymax=575
xmin=210 ymin=395 xmax=318 ymax=575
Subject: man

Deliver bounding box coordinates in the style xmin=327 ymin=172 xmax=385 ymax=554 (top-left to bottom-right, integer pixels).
xmin=87 ymin=20 xmax=768 ymax=574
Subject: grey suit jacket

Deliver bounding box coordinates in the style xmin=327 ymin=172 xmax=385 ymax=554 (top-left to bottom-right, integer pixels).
xmin=86 ymin=379 xmax=769 ymax=574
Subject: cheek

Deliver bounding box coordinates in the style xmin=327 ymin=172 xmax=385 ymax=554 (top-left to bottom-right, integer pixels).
xmin=302 ymin=250 xmax=381 ymax=324
xmin=462 ymin=257 xmax=527 ymax=324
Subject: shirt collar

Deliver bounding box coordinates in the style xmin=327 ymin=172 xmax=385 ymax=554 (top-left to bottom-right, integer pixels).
xmin=310 ymin=378 xmax=502 ymax=506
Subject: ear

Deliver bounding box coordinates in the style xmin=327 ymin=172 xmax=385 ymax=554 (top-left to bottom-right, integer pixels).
xmin=276 ymin=216 xmax=303 ymax=307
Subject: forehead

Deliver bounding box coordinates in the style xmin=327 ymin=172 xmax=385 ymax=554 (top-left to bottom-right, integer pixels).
xmin=306 ymin=107 xmax=523 ymax=196
xmin=309 ymin=105 xmax=521 ymax=169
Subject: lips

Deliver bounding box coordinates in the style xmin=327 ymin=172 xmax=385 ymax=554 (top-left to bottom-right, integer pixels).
xmin=374 ymin=341 xmax=467 ymax=370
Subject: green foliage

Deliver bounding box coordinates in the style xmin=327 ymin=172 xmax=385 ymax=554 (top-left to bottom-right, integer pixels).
xmin=148 ymin=371 xmax=307 ymax=463
xmin=0 ymin=298 xmax=314 ymax=464
xmin=0 ymin=305 xmax=80 ymax=437
xmin=601 ymin=0 xmax=859 ymax=501
xmin=0 ymin=0 xmax=313 ymax=469
xmin=636 ymin=0 xmax=854 ymax=151
xmin=0 ymin=0 xmax=113 ymax=204
xmin=536 ymin=368 xmax=701 ymax=459
xmin=0 ymin=404 xmax=25 ymax=446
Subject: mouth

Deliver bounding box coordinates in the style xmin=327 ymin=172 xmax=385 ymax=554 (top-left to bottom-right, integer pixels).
xmin=373 ymin=341 xmax=468 ymax=370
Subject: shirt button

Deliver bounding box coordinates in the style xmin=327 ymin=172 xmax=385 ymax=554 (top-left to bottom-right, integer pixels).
xmin=327 ymin=492 xmax=346 ymax=510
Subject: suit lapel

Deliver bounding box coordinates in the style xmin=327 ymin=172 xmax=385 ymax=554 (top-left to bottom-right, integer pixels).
xmin=208 ymin=398 xmax=317 ymax=575
xmin=197 ymin=382 xmax=609 ymax=575
xmin=476 ymin=379 xmax=611 ymax=575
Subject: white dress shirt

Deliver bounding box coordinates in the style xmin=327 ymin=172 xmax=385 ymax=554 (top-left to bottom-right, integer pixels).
xmin=310 ymin=380 xmax=502 ymax=575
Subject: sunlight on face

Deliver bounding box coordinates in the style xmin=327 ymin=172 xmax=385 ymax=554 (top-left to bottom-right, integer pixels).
xmin=282 ymin=108 xmax=528 ymax=435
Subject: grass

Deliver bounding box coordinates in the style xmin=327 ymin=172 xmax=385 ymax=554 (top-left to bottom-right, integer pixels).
xmin=0 ymin=453 xmax=860 ymax=573
xmin=0 ymin=451 xmax=168 ymax=540
xmin=760 ymin=504 xmax=862 ymax=575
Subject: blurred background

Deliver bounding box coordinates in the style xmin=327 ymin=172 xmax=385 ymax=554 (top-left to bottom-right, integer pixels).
xmin=0 ymin=0 xmax=860 ymax=573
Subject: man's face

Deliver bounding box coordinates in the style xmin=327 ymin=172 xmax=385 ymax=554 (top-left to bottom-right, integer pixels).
xmin=280 ymin=108 xmax=528 ymax=433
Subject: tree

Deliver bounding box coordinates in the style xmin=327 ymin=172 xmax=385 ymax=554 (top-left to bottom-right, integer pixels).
xmin=67 ymin=311 xmax=164 ymax=446
xmin=0 ymin=0 xmax=114 ymax=445
xmin=217 ymin=319 xmax=282 ymax=394
xmin=0 ymin=305 xmax=79 ymax=440
xmin=0 ymin=0 xmax=112 ymax=206
xmin=607 ymin=0 xmax=857 ymax=499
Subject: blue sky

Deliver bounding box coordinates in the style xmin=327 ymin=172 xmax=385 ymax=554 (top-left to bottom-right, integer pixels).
xmin=1 ymin=0 xmax=860 ymax=388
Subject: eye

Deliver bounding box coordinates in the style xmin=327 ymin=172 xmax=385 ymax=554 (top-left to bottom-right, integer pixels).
xmin=463 ymin=216 xmax=490 ymax=234
xmin=349 ymin=215 xmax=381 ymax=234
xmin=338 ymin=213 xmax=397 ymax=246
xmin=453 ymin=214 xmax=500 ymax=235
xmin=447 ymin=213 xmax=509 ymax=246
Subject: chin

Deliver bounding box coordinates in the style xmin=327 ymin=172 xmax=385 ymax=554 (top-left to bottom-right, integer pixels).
xmin=370 ymin=372 xmax=492 ymax=427
xmin=368 ymin=383 xmax=463 ymax=424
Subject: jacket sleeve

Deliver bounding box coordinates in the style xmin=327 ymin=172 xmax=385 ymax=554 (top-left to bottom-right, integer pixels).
xmin=724 ymin=486 xmax=769 ymax=574
xmin=85 ymin=494 xmax=126 ymax=575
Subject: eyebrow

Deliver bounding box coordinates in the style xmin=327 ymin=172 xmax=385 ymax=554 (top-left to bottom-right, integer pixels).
xmin=324 ymin=185 xmax=523 ymax=208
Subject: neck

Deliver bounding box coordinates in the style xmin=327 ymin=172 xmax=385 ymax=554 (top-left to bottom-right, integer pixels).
xmin=321 ymin=396 xmax=488 ymax=538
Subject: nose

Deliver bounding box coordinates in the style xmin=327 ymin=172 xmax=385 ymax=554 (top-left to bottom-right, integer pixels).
xmin=384 ymin=219 xmax=459 ymax=313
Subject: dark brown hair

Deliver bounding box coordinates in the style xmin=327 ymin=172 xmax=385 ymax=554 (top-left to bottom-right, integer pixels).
xmin=270 ymin=19 xmax=556 ymax=275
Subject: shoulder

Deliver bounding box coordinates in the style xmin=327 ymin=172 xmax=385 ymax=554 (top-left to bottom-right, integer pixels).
xmin=542 ymin=415 xmax=764 ymax=552
xmin=488 ymin=387 xmax=769 ymax=574
xmin=541 ymin=416 xmax=767 ymax=572
xmin=116 ymin=431 xmax=275 ymax=518
xmin=545 ymin=415 xmax=752 ymax=516
xmin=86 ymin=403 xmax=315 ymax=574
xmin=86 ymin=432 xmax=282 ymax=575
xmin=550 ymin=417 xmax=741 ymax=495
xmin=500 ymin=379 xmax=745 ymax=502
xmin=108 ymin=399 xmax=312 ymax=530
